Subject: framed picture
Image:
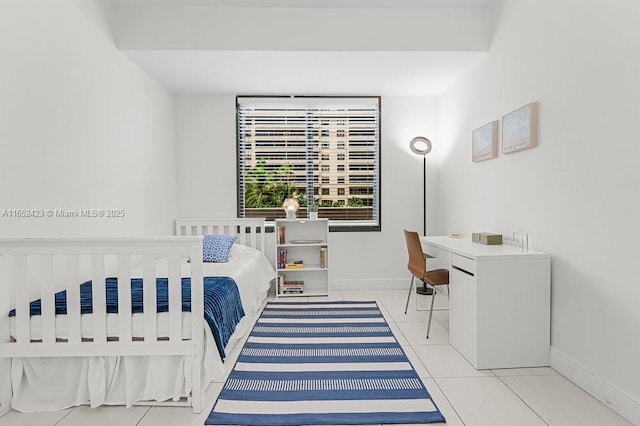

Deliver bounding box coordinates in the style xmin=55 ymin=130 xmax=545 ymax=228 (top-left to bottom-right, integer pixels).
xmin=502 ymin=102 xmax=538 ymax=154
xmin=472 ymin=120 xmax=499 ymax=162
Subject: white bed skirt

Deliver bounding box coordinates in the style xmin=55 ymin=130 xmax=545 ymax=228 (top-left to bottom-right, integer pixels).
xmin=8 ymin=310 xmax=257 ymax=413
xmin=12 ymin=351 xmax=196 ymax=412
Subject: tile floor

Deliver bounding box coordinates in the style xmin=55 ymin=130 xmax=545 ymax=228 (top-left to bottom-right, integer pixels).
xmin=1 ymin=289 xmax=632 ymax=426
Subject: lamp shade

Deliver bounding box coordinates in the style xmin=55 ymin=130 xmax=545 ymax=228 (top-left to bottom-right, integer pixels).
xmin=282 ymin=198 xmax=299 ymax=219
xmin=410 ymin=136 xmax=432 ymax=156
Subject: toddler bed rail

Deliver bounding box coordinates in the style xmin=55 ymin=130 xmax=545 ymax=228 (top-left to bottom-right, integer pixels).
xmin=0 ymin=236 xmax=205 ymax=414
xmin=176 ymin=217 xmax=267 ymax=252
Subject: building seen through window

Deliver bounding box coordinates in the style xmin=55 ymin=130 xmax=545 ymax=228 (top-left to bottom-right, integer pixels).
xmin=236 ymin=96 xmax=381 ymax=231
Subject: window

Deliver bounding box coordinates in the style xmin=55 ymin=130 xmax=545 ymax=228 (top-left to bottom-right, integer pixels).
xmin=237 ymin=96 xmax=381 ymax=231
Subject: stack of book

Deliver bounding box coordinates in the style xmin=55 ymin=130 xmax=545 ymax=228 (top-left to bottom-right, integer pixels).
xmin=277 ymin=248 xmax=287 ymax=269
xmin=284 ymin=260 xmax=304 ymax=269
xmin=282 ymin=280 xmax=304 ymax=294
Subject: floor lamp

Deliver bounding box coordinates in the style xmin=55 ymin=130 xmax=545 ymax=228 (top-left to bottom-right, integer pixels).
xmin=410 ymin=136 xmax=433 ymax=296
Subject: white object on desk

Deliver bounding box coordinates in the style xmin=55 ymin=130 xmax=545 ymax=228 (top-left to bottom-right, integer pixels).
xmin=421 ymin=236 xmax=551 ymax=370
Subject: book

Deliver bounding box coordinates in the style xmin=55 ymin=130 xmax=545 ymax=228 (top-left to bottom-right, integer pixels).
xmin=285 ymin=262 xmax=304 ymax=269
xmin=283 ymin=284 xmax=304 ymax=290
xmin=277 ymin=274 xmax=285 ymax=293
xmin=320 ymin=246 xmax=327 ymax=268
xmin=285 ymin=259 xmax=303 ymax=269
xmin=278 ymin=248 xmax=287 ymax=269
xmin=277 ymin=226 xmax=285 ymax=245
xmin=284 ymin=260 xmax=304 ymax=269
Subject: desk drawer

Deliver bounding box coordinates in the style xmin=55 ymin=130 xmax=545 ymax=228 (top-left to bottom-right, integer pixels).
xmin=422 ymin=243 xmax=449 ymax=270
xmin=422 ymin=243 xmax=446 ymax=260
xmin=451 ymin=253 xmax=475 ymax=275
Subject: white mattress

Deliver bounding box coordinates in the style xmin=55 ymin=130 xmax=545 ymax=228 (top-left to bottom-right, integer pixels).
xmin=6 ymin=243 xmax=275 ymax=413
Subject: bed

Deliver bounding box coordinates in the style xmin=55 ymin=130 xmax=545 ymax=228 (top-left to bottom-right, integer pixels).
xmin=0 ymin=218 xmax=275 ymax=415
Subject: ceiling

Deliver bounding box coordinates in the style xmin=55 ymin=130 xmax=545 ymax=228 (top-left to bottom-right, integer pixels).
xmin=118 ymin=0 xmax=493 ymax=96
xmin=124 ymin=50 xmax=486 ymax=96
xmin=114 ymin=0 xmax=495 ymax=8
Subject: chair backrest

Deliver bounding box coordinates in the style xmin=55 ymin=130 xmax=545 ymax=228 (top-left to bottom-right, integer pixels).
xmin=404 ymin=229 xmax=425 ymax=278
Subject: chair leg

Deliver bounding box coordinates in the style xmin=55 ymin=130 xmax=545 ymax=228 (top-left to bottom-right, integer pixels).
xmin=426 ymin=285 xmax=437 ymax=338
xmin=404 ymin=276 xmax=415 ymax=314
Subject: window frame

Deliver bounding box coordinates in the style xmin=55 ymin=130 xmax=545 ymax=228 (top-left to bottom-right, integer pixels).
xmin=236 ymin=95 xmax=382 ymax=232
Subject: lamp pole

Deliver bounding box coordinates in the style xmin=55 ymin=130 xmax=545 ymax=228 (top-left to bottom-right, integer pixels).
xmin=423 ymin=155 xmax=426 ymax=236
xmin=410 ymin=136 xmax=434 ymax=296
xmin=410 ymin=136 xmax=432 ymax=236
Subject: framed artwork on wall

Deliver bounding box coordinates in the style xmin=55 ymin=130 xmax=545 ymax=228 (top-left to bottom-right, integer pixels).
xmin=472 ymin=120 xmax=499 ymax=162
xmin=502 ymin=102 xmax=538 ymax=154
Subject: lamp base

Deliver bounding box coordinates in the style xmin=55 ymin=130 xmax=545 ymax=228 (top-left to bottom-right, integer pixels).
xmin=285 ymin=211 xmax=297 ymax=220
xmin=416 ymin=285 xmax=434 ymax=296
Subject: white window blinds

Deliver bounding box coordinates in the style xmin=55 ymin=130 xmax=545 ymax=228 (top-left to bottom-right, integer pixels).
xmin=237 ymin=96 xmax=381 ymax=231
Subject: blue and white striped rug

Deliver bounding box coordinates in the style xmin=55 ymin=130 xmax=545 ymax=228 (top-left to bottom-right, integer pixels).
xmin=206 ymin=301 xmax=446 ymax=425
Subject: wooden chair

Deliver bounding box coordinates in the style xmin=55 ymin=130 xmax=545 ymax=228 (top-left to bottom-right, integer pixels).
xmin=403 ymin=229 xmax=449 ymax=338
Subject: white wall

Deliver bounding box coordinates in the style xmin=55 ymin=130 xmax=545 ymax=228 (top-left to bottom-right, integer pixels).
xmin=437 ymin=0 xmax=640 ymax=422
xmin=0 ymin=0 xmax=177 ymax=361
xmin=175 ymin=94 xmax=440 ymax=289
xmin=175 ymin=96 xmax=237 ymax=218
xmin=0 ymin=0 xmax=176 ymax=238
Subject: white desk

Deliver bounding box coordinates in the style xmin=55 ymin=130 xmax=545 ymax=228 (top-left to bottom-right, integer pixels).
xmin=421 ymin=236 xmax=551 ymax=369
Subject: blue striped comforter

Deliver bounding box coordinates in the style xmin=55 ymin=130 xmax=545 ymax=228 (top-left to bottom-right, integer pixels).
xmin=8 ymin=276 xmax=245 ymax=359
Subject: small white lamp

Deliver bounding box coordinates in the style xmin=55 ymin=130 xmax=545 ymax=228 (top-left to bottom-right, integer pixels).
xmin=282 ymin=198 xmax=299 ymax=220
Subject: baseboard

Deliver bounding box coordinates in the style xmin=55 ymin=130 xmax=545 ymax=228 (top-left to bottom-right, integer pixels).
xmin=550 ymin=347 xmax=640 ymax=425
xmin=330 ymin=278 xmax=408 ymax=291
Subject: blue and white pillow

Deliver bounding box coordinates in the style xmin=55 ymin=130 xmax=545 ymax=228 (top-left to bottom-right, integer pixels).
xmin=203 ymin=234 xmax=237 ymax=263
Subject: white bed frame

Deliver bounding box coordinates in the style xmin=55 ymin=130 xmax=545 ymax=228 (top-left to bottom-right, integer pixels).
xmin=175 ymin=217 xmax=266 ymax=253
xmin=0 ymin=218 xmax=268 ymax=416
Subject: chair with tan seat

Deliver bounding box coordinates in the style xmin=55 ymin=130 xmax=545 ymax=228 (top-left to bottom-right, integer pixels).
xmin=403 ymin=229 xmax=449 ymax=338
